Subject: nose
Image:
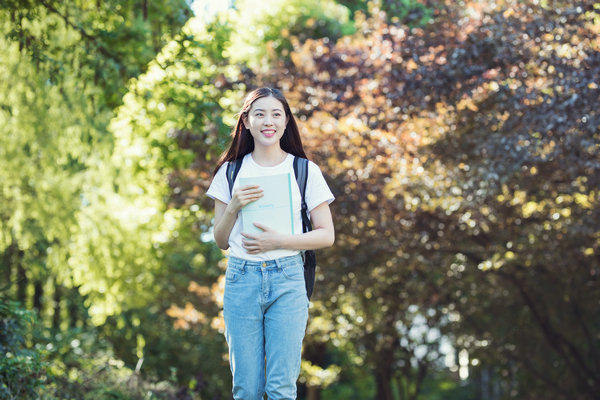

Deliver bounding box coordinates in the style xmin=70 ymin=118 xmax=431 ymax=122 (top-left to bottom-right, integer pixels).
xmin=264 ymin=115 xmax=273 ymax=125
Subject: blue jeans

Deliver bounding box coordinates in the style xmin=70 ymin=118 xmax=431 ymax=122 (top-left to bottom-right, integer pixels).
xmin=224 ymin=254 xmax=309 ymax=400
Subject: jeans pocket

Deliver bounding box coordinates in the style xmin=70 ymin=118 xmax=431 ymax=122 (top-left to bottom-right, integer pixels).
xmin=225 ymin=267 xmax=243 ymax=283
xmin=282 ymin=264 xmax=304 ymax=281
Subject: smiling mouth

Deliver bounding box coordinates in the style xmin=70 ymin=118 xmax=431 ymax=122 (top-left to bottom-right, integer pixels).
xmin=262 ymin=130 xmax=276 ymax=137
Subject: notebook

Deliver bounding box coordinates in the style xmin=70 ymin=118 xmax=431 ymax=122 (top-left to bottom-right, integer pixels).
xmin=239 ymin=173 xmax=294 ymax=235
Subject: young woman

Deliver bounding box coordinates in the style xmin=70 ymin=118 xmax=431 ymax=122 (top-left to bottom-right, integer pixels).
xmin=206 ymin=87 xmax=335 ymax=400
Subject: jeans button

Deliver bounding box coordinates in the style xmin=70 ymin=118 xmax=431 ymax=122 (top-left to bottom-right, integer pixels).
xmin=262 ymin=262 xmax=267 ymax=268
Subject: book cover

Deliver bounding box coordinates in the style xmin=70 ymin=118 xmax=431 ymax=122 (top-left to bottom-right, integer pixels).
xmin=239 ymin=173 xmax=294 ymax=235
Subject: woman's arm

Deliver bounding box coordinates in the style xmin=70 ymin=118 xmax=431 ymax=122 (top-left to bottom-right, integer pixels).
xmin=241 ymin=201 xmax=334 ymax=254
xmin=213 ymin=185 xmax=263 ymax=250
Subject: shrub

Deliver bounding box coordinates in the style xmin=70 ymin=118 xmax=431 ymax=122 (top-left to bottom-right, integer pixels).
xmin=0 ymin=298 xmax=46 ymax=400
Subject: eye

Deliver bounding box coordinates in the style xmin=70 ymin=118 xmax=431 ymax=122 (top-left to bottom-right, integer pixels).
xmin=255 ymin=112 xmax=264 ymax=117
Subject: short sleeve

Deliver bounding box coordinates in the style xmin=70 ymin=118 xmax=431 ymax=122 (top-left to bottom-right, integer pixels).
xmin=206 ymin=162 xmax=231 ymax=204
xmin=305 ymin=161 xmax=335 ymax=212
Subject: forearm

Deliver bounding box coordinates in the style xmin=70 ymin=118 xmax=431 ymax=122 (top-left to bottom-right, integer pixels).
xmin=213 ymin=185 xmax=264 ymax=249
xmin=280 ymin=202 xmax=334 ymax=251
xmin=214 ymin=207 xmax=238 ymax=250
xmin=279 ymin=227 xmax=335 ymax=251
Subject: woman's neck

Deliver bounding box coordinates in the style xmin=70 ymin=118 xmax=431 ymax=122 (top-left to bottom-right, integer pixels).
xmin=251 ymin=146 xmax=287 ymax=167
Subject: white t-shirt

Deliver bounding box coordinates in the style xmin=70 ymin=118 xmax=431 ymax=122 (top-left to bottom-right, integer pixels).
xmin=206 ymin=153 xmax=335 ymax=261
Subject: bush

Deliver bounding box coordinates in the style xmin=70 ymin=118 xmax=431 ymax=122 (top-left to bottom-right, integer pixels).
xmin=37 ymin=328 xmax=182 ymax=400
xmin=0 ymin=298 xmax=46 ymax=400
xmin=0 ymin=298 xmax=184 ymax=400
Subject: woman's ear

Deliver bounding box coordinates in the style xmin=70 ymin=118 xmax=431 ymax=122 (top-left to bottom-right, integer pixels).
xmin=242 ymin=114 xmax=250 ymax=129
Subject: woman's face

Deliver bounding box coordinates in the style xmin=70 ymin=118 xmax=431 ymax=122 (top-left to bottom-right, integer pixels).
xmin=243 ymin=96 xmax=288 ymax=149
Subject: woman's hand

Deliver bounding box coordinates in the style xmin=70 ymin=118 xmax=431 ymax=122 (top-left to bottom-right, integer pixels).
xmin=241 ymin=223 xmax=286 ymax=254
xmin=228 ymin=184 xmax=263 ymax=213
xmin=213 ymin=185 xmax=262 ymax=250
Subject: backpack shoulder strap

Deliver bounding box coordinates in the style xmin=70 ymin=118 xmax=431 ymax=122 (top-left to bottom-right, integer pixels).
xmin=293 ymin=156 xmax=312 ymax=233
xmin=226 ymin=158 xmax=243 ymax=195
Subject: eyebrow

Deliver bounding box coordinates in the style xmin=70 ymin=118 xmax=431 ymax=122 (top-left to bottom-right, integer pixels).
xmin=253 ymin=108 xmax=284 ymax=113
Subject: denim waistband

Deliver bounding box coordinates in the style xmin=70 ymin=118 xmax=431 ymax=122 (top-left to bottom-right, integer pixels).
xmin=228 ymin=254 xmax=302 ymax=272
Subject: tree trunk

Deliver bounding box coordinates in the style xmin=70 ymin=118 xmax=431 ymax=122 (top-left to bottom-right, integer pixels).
xmin=2 ymin=259 xmax=10 ymax=291
xmin=33 ymin=280 xmax=43 ymax=311
xmin=142 ymin=0 xmax=148 ymax=20
xmin=68 ymin=289 xmax=79 ymax=327
xmin=408 ymin=363 xmax=428 ymax=400
xmin=375 ymin=367 xmax=395 ymax=400
xmin=375 ymin=345 xmax=396 ymax=400
xmin=1 ymin=243 xmax=13 ymax=292
xmin=306 ymin=386 xmax=321 ymax=400
xmin=53 ymin=281 xmax=62 ymax=330
xmin=16 ymin=262 xmax=27 ymax=305
xmin=302 ymin=341 xmax=326 ymax=400
xmin=370 ymin=316 xmax=400 ymax=400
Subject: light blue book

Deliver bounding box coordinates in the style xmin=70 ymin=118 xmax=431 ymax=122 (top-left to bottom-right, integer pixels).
xmin=239 ymin=173 xmax=294 ymax=235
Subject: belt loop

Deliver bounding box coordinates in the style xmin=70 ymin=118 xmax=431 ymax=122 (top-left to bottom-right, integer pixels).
xmin=274 ymin=258 xmax=282 ymax=272
xmin=241 ymin=260 xmax=247 ymax=274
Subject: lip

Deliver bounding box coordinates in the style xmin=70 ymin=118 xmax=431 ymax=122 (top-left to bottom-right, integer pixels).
xmin=261 ymin=129 xmax=276 ymax=137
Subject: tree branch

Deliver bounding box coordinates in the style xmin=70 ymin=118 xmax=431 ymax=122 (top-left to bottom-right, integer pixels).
xmin=37 ymin=0 xmax=124 ymax=69
xmin=497 ymin=267 xmax=599 ymax=396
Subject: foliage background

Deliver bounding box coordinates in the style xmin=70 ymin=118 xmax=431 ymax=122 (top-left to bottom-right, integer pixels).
xmin=1 ymin=0 xmax=598 ymax=399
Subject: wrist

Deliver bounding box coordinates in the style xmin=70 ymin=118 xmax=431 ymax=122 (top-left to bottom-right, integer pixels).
xmin=278 ymin=234 xmax=293 ymax=250
xmin=225 ymin=203 xmax=240 ymax=216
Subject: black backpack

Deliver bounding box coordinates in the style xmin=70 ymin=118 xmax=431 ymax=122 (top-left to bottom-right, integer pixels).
xmin=226 ymin=156 xmax=317 ymax=300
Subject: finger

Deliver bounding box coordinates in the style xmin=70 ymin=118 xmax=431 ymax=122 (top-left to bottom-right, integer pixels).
xmin=244 ymin=244 xmax=259 ymax=253
xmin=234 ymin=188 xmax=263 ymax=200
xmin=239 ymin=189 xmax=263 ymax=196
xmin=239 ymin=199 xmax=261 ymax=208
xmin=253 ymin=223 xmax=268 ymax=231
xmin=242 ymin=239 xmax=258 ymax=248
xmin=239 ymin=192 xmax=263 ymax=203
xmin=239 ymin=187 xmax=263 ymax=195
xmin=240 ymin=184 xmax=260 ymax=190
xmin=242 ymin=194 xmax=263 ymax=202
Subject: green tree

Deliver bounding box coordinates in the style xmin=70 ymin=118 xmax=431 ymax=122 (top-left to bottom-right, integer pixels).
xmin=337 ymin=0 xmax=435 ymax=26
xmin=226 ymin=0 xmax=355 ymax=69
xmin=0 ymin=0 xmax=195 ymax=394
xmin=93 ymin=11 xmax=245 ymax=394
xmin=0 ymin=0 xmax=191 ymax=322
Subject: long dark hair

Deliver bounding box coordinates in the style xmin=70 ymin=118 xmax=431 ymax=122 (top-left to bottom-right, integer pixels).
xmin=212 ymin=87 xmax=307 ymax=176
